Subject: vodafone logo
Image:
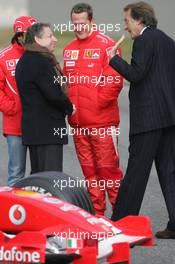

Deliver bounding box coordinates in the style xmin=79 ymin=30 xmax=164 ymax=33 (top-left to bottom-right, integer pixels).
xmin=6 ymin=59 xmax=19 ymax=70
xmin=9 ymin=205 xmax=26 ymax=225
xmin=0 ymin=246 xmax=40 ymax=263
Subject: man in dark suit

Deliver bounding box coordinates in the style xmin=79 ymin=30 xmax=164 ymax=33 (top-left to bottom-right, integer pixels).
xmin=109 ymin=1 xmax=175 ymax=238
xmin=16 ymin=23 xmax=73 ymax=174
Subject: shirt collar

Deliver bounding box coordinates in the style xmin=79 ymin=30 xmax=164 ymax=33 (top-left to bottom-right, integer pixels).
xmin=140 ymin=26 xmax=148 ymax=35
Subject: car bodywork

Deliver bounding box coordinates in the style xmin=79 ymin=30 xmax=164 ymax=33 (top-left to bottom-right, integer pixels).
xmin=0 ymin=186 xmax=153 ymax=263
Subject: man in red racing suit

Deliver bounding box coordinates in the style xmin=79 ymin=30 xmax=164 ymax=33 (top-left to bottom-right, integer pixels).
xmin=64 ymin=3 xmax=123 ymax=215
xmin=0 ymin=16 xmax=37 ymax=186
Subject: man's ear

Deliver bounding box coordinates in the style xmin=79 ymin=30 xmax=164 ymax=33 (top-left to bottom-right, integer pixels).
xmin=34 ymin=36 xmax=40 ymax=45
xmin=138 ymin=20 xmax=144 ymax=26
xmin=91 ymin=19 xmax=95 ymax=25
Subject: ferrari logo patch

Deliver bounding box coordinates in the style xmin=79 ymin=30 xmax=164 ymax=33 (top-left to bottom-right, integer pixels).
xmin=83 ymin=49 xmax=100 ymax=59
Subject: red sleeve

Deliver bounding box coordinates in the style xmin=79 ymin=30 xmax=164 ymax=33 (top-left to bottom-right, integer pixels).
xmin=0 ymin=65 xmax=17 ymax=115
xmin=98 ymin=44 xmax=124 ymax=108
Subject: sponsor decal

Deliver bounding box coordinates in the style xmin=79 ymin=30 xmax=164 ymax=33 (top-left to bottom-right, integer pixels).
xmin=60 ymin=204 xmax=78 ymax=212
xmin=0 ymin=246 xmax=40 ymax=263
xmin=78 ymin=210 xmax=91 ymax=218
xmin=21 ymin=186 xmax=52 ymax=196
xmin=87 ymin=217 xmax=100 ymax=225
xmin=9 ymin=204 xmax=26 ymax=225
xmin=98 ymin=218 xmax=122 ymax=234
xmin=11 ymin=70 xmax=15 ymax=76
xmin=106 ymin=47 xmax=112 ymax=56
xmin=29 ymin=18 xmax=37 ymax=25
xmin=44 ymin=197 xmax=63 ymax=204
xmin=6 ymin=59 xmax=19 ymax=70
xmin=106 ymin=46 xmax=120 ymax=56
xmin=0 ymin=187 xmax=12 ymax=192
xmin=14 ymin=190 xmax=40 ymax=197
xmin=66 ymin=61 xmax=75 ymax=67
xmin=83 ymin=49 xmax=100 ymax=59
xmin=15 ymin=26 xmax=23 ymax=32
xmin=67 ymin=239 xmax=83 ymax=249
xmin=64 ymin=50 xmax=79 ymax=60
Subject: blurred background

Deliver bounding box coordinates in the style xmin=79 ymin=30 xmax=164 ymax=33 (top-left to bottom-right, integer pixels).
xmin=0 ymin=0 xmax=174 ymax=64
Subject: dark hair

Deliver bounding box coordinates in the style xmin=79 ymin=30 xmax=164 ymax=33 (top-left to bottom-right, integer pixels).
xmin=25 ymin=23 xmax=51 ymax=44
xmin=11 ymin=32 xmax=25 ymax=45
xmin=71 ymin=3 xmax=93 ymax=20
xmin=124 ymin=1 xmax=158 ymax=27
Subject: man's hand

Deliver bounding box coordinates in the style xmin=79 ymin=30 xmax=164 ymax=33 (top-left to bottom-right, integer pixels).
xmin=108 ymin=34 xmax=125 ymax=59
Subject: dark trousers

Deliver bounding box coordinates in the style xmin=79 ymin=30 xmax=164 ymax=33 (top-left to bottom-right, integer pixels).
xmin=29 ymin=145 xmax=63 ymax=174
xmin=111 ymin=126 xmax=175 ymax=231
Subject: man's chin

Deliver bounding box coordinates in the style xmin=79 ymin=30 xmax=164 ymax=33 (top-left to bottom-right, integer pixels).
xmin=48 ymin=47 xmax=55 ymax=53
xmin=76 ymin=33 xmax=87 ymax=40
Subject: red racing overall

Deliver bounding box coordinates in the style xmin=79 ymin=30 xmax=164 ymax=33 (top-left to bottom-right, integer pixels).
xmin=64 ymin=30 xmax=123 ymax=215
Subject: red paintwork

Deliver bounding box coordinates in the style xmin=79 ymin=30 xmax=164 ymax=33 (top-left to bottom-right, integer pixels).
xmin=0 ymin=187 xmax=153 ymax=263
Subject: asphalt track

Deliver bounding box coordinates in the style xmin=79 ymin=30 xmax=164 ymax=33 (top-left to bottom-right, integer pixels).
xmin=0 ymin=85 xmax=175 ymax=263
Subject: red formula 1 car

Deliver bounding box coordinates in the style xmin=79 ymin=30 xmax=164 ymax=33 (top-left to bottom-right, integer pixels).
xmin=0 ymin=172 xmax=153 ymax=263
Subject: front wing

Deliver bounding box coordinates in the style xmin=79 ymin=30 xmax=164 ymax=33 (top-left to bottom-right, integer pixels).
xmin=0 ymin=216 xmax=153 ymax=264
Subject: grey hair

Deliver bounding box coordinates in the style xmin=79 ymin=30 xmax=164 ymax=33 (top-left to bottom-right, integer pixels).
xmin=124 ymin=2 xmax=158 ymax=27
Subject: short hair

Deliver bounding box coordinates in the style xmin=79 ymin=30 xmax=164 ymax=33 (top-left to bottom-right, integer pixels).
xmin=124 ymin=1 xmax=158 ymax=27
xmin=71 ymin=3 xmax=93 ymax=20
xmin=25 ymin=23 xmax=51 ymax=44
xmin=11 ymin=32 xmax=25 ymax=45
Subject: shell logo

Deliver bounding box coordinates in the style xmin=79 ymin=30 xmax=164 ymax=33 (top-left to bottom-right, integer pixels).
xmin=14 ymin=190 xmax=40 ymax=197
xmin=9 ymin=205 xmax=26 ymax=225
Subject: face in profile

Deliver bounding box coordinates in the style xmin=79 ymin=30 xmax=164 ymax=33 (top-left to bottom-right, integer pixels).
xmin=35 ymin=26 xmax=57 ymax=52
xmin=71 ymin=12 xmax=93 ymax=39
xmin=124 ymin=9 xmax=142 ymax=39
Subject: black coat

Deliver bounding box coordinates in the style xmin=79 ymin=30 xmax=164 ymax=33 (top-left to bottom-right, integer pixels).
xmin=110 ymin=26 xmax=175 ymax=135
xmin=15 ymin=51 xmax=73 ymax=145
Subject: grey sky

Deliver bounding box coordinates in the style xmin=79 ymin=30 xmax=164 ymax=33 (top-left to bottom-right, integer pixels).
xmin=0 ymin=0 xmax=174 ymax=38
xmin=28 ymin=0 xmax=175 ymax=38
xmin=0 ymin=0 xmax=28 ymax=26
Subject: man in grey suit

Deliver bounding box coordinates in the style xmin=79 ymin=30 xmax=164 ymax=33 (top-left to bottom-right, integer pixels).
xmin=109 ymin=1 xmax=175 ymax=238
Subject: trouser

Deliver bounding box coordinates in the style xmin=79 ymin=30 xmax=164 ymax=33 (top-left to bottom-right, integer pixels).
xmin=73 ymin=126 xmax=123 ymax=215
xmin=111 ymin=127 xmax=175 ymax=231
xmin=6 ymin=135 xmax=27 ymax=186
xmin=29 ymin=145 xmax=63 ymax=174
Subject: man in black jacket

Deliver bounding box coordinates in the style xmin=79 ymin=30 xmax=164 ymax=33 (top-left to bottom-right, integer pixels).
xmin=109 ymin=2 xmax=175 ymax=238
xmin=16 ymin=23 xmax=73 ymax=174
